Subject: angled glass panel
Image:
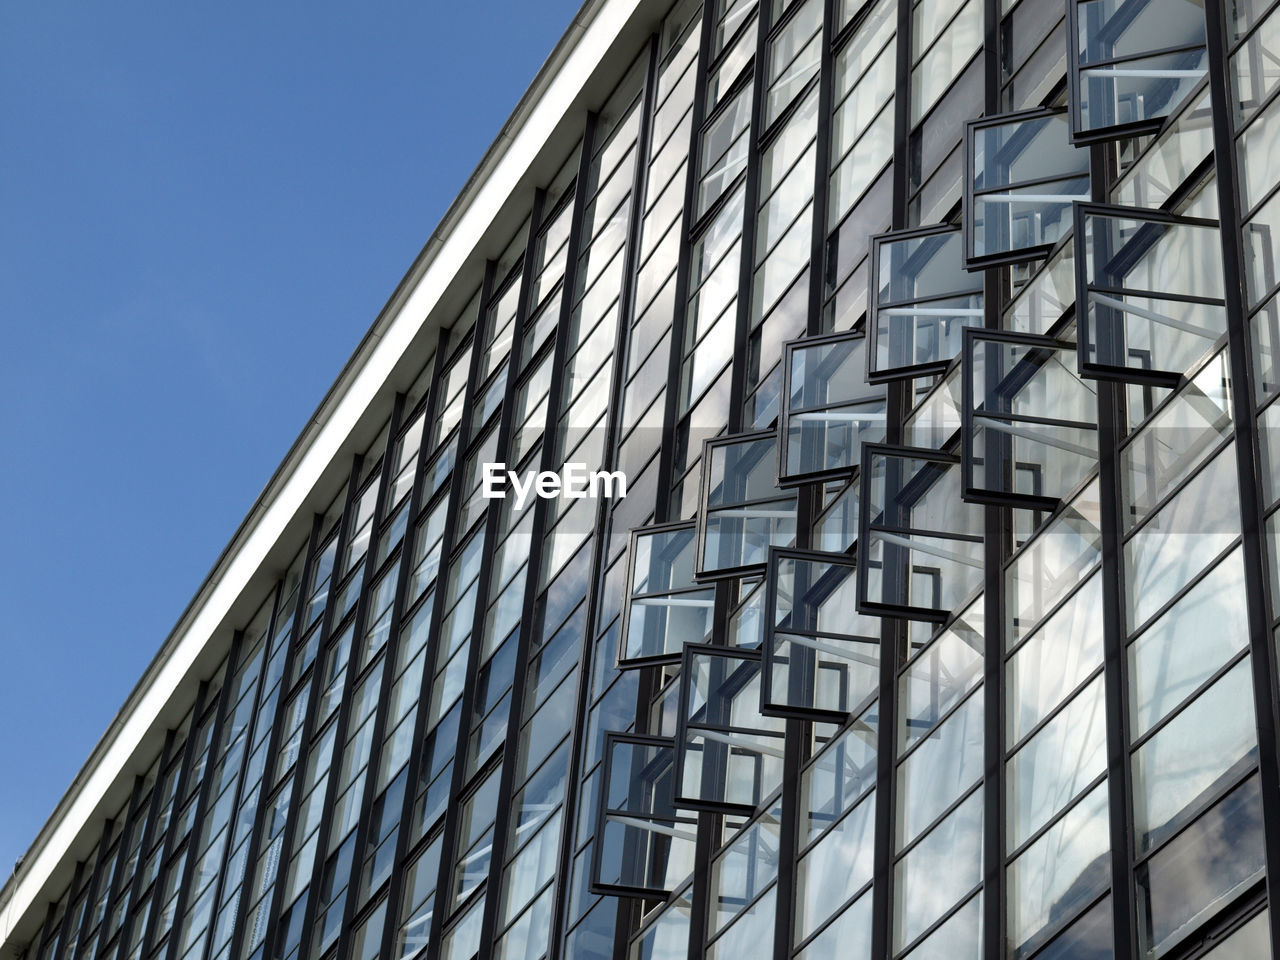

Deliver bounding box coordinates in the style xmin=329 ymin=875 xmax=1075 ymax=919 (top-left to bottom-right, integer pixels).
xmin=859 ymin=446 xmax=985 ymax=619
xmin=893 ymin=789 xmax=983 ymax=953
xmin=965 ymin=329 xmax=1098 ymax=508
xmin=593 ymin=735 xmax=698 ymax=897
xmin=870 ymin=226 xmax=984 ymax=380
xmin=762 ymin=549 xmax=881 ymax=717
xmin=899 ymin=596 xmax=985 ymax=755
xmin=780 ymin=333 xmax=888 ymax=483
xmin=966 ymin=110 xmax=1090 ymax=268
xmin=903 ymin=365 xmax=964 ymax=451
xmin=621 ymin=522 xmax=717 ymax=666
xmin=699 ymin=81 xmax=754 ymax=217
xmin=698 ymin=432 xmax=799 ymax=577
xmin=629 ymin=883 xmax=693 ymax=960
xmin=677 ymin=646 xmax=787 ymax=812
xmin=1132 ymin=655 xmax=1257 ymax=853
xmin=1005 ymin=481 xmax=1103 ymax=645
xmin=1123 ymin=445 xmax=1240 ymax=631
xmin=1005 ymin=238 xmax=1078 ymax=336
xmin=1076 ymin=204 xmax=1226 ymax=384
xmin=1070 ymin=0 xmax=1207 ymax=142
xmin=801 ymin=703 xmax=879 ymax=843
xmin=1119 ymin=347 xmax=1232 ymax=533
xmin=708 ymin=807 xmax=780 ymax=938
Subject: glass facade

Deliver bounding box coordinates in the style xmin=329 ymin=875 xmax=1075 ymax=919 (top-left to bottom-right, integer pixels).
xmin=7 ymin=0 xmax=1280 ymax=958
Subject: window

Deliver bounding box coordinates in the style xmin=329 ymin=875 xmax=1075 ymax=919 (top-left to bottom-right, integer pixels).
xmin=1068 ymin=0 xmax=1208 ymax=142
xmin=963 ymin=328 xmax=1098 ymax=507
xmin=676 ymin=645 xmax=787 ymax=811
xmin=620 ymin=522 xmax=716 ymax=666
xmin=593 ymin=735 xmax=698 ymax=896
xmin=779 ymin=333 xmax=888 ymax=483
xmin=1075 ymin=203 xmax=1226 ymax=385
xmin=965 ymin=109 xmax=1090 ymax=268
xmin=762 ymin=548 xmax=880 ymax=718
xmin=858 ymin=445 xmax=985 ymax=619
xmin=698 ymin=431 xmax=800 ymax=577
xmin=869 ymin=225 xmax=984 ymax=381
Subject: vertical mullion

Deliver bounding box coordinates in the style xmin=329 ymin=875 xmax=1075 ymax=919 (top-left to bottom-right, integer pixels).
xmin=260 ymin=461 xmax=367 ymax=960
xmin=198 ymin=590 xmax=284 ymax=960
xmin=1089 ymin=142 xmax=1140 ymax=960
xmin=161 ymin=639 xmax=243 ymax=960
xmin=329 ymin=392 xmax=426 ymax=960
xmin=102 ymin=777 xmax=147 ymax=960
xmin=1204 ymin=0 xmax=1280 ymax=950
xmin=980 ymin=0 xmax=1005 ymax=956
xmin=114 ymin=728 xmax=177 ymax=960
xmin=554 ymin=34 xmax=662 ymax=960
xmin=50 ymin=862 xmax=86 ymax=960
xmin=469 ymin=191 xmax=552 ymax=960
xmin=373 ymin=334 xmax=458 ymax=960
xmin=228 ymin=520 xmax=322 ymax=960
xmin=726 ymin=4 xmax=770 ymax=431
xmin=68 ymin=809 xmax=117 ymax=958
xmin=871 ymin=0 xmax=914 ymax=954
xmin=419 ymin=264 xmax=499 ymax=960
xmin=146 ymin=671 xmax=220 ymax=960
xmin=169 ymin=585 xmax=277 ymax=960
xmin=540 ymin=111 xmax=607 ymax=960
xmin=807 ymin=0 xmax=838 ymax=339
xmin=654 ymin=1 xmax=716 ymax=527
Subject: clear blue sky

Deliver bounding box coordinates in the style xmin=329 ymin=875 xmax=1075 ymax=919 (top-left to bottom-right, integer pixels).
xmin=0 ymin=1 xmax=583 ymax=879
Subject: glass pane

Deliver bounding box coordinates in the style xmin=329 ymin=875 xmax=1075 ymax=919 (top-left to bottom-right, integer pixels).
xmin=873 ymin=228 xmax=984 ymax=375
xmin=1008 ymin=782 xmax=1111 ymax=957
xmin=1132 ymin=657 xmax=1258 ymax=851
xmin=1135 ymin=776 xmax=1266 ymax=957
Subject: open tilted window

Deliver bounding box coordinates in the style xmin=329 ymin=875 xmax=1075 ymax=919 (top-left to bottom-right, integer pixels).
xmin=1068 ymin=0 xmax=1207 ymax=143
xmin=761 ymin=548 xmax=881 ymax=720
xmin=675 ymin=645 xmax=787 ymax=812
xmin=962 ymin=328 xmax=1098 ymax=508
xmin=1075 ymin=203 xmax=1226 ymax=385
xmin=868 ymin=225 xmax=984 ymax=381
xmin=858 ymin=444 xmax=985 ymax=620
xmin=965 ymin=109 xmax=1091 ymax=269
xmin=697 ymin=431 xmax=799 ymax=578
xmin=619 ymin=522 xmax=717 ymax=667
xmin=592 ymin=734 xmax=698 ymax=897
xmin=778 ymin=332 xmax=887 ymax=485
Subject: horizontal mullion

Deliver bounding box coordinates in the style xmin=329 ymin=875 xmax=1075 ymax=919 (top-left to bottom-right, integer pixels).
xmin=1126 ymin=645 xmax=1252 ymax=753
xmin=1004 ymin=663 xmax=1106 ymax=759
xmin=1129 ymin=760 xmax=1261 ymax=870
xmin=893 ymin=688 xmax=983 ymax=769
xmin=892 ymin=884 xmax=982 ymax=958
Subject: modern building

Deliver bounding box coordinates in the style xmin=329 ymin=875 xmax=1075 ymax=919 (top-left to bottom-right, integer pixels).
xmin=3 ymin=0 xmax=1278 ymax=957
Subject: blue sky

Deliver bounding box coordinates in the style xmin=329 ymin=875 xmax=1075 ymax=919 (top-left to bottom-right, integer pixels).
xmin=0 ymin=1 xmax=582 ymax=879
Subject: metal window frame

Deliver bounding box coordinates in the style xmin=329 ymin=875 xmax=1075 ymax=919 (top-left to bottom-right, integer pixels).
xmin=760 ymin=546 xmax=879 ymax=722
xmin=961 ymin=326 xmax=1098 ymax=510
xmin=856 ymin=442 xmax=983 ymax=621
xmin=775 ymin=329 xmax=885 ymax=487
xmin=694 ymin=428 xmax=799 ymax=580
xmin=589 ymin=732 xmax=698 ymax=899
xmin=1065 ymin=0 xmax=1209 ymax=145
xmin=1073 ymin=201 xmax=1226 ymax=386
xmin=867 ymin=223 xmax=984 ymax=383
xmin=962 ymin=106 xmax=1091 ymax=270
xmin=673 ymin=642 xmax=785 ymax=815
xmin=617 ymin=520 xmax=716 ymax=669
